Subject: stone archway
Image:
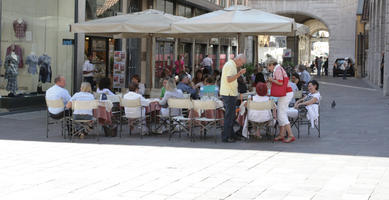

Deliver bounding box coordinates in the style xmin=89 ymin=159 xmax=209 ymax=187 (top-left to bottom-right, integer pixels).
xmin=248 ymin=0 xmax=359 ymax=75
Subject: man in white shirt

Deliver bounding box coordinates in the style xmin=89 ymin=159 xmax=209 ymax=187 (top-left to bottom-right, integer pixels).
xmin=45 ymin=75 xmax=71 ymax=119
xmin=83 ymin=54 xmax=96 ymax=89
xmin=201 ymin=55 xmax=213 ymax=75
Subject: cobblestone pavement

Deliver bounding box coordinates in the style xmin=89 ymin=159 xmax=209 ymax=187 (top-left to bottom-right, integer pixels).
xmin=0 ymin=77 xmax=389 ymax=200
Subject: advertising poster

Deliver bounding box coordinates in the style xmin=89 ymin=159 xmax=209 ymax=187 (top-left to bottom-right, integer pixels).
xmin=113 ymin=51 xmax=126 ymax=88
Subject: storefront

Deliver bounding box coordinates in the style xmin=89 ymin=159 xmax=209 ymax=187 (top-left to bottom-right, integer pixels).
xmin=0 ymin=0 xmax=75 ymax=111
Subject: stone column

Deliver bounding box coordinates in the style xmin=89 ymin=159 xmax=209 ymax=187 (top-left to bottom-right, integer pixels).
xmin=75 ymin=0 xmax=86 ymax=93
xmin=217 ymin=39 xmax=221 ymax=69
xmin=192 ymin=39 xmax=196 ymax=77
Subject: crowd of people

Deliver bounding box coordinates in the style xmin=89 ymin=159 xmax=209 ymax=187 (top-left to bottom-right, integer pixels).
xmin=46 ymin=53 xmax=321 ymax=142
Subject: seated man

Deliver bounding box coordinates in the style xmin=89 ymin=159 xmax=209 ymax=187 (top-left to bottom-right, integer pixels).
xmin=45 ymin=75 xmax=71 ymax=119
xmin=177 ymin=74 xmax=198 ymax=99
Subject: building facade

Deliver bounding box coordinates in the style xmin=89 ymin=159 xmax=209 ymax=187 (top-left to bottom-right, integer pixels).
xmin=362 ymin=0 xmax=389 ymax=96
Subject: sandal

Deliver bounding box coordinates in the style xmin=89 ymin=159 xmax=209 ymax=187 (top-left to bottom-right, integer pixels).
xmin=283 ymin=136 xmax=296 ymax=143
xmin=274 ymin=135 xmax=285 ymax=141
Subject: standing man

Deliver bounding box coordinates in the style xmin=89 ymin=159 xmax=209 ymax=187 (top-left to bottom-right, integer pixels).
xmin=82 ymin=54 xmax=96 ymax=89
xmin=381 ymin=52 xmax=384 ymax=88
xmin=220 ymin=54 xmax=246 ymax=143
xmin=201 ymin=55 xmax=213 ymax=75
xmin=317 ymin=56 xmax=323 ymax=77
xmin=323 ymin=57 xmax=329 ymax=76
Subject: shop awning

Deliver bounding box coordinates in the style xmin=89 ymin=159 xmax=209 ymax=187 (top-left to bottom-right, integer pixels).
xmin=171 ymin=5 xmax=296 ymax=37
xmin=70 ymin=9 xmax=186 ymax=37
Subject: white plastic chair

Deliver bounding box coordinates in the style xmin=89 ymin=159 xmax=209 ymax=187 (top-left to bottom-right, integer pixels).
xmin=167 ymin=98 xmax=193 ymax=141
xmin=45 ymin=98 xmax=67 ymax=139
xmin=120 ymin=98 xmax=145 ymax=138
xmin=71 ymin=100 xmax=99 ymax=141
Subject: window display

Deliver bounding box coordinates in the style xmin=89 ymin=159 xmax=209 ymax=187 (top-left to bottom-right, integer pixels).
xmin=1 ymin=0 xmax=75 ymax=99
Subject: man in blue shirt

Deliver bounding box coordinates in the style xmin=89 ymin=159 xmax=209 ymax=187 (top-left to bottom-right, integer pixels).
xmin=177 ymin=74 xmax=198 ymax=99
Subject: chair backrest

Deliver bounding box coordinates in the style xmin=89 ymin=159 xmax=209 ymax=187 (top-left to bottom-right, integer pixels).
xmin=46 ymin=99 xmax=64 ymax=109
xmin=247 ymin=100 xmax=275 ymax=111
xmin=93 ymin=92 xmax=100 ymax=100
xmin=120 ymin=98 xmax=141 ymax=108
xmin=193 ymin=100 xmax=217 ymax=110
xmin=107 ymin=95 xmax=121 ymax=103
xmin=72 ymin=100 xmax=99 ymax=110
xmin=149 ymin=88 xmax=161 ymax=98
xmin=293 ymin=90 xmax=303 ymax=99
xmin=183 ymin=93 xmax=191 ymax=99
xmin=168 ymin=98 xmax=193 ymax=109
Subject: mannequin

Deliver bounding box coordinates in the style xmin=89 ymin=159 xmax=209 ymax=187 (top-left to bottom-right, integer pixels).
xmin=4 ymin=51 xmax=19 ymax=96
xmin=26 ymin=51 xmax=38 ymax=74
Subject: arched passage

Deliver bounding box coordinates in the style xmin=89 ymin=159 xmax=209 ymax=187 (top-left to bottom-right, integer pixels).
xmin=276 ymin=12 xmax=331 ymax=74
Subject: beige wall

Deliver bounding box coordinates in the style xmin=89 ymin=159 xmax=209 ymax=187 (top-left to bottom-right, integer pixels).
xmin=1 ymin=0 xmax=75 ymax=93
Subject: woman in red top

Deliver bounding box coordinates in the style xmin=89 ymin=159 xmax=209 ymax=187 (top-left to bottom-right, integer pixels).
xmin=174 ymin=55 xmax=185 ymax=75
xmin=267 ymin=58 xmax=295 ymax=143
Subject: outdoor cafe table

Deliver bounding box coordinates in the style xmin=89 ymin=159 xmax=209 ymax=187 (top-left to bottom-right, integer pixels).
xmin=93 ymin=100 xmax=113 ymax=125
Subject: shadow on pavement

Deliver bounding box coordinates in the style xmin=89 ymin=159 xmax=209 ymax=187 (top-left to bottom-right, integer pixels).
xmin=1 ymin=77 xmax=389 ymax=158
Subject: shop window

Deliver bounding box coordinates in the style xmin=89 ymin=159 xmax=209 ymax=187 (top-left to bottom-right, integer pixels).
xmin=178 ymin=4 xmax=192 ymax=18
xmin=156 ymin=0 xmax=174 ymax=14
xmin=0 ymin=0 xmax=75 ymax=96
xmin=127 ymin=0 xmax=141 ymax=13
xmin=220 ymin=0 xmax=226 ymax=7
xmin=86 ymin=0 xmax=122 ymax=21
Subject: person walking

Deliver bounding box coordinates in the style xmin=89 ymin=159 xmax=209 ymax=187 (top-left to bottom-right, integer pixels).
xmin=201 ymin=55 xmax=213 ymax=75
xmin=317 ymin=57 xmax=323 ymax=77
xmin=220 ymin=54 xmax=246 ymax=143
xmin=267 ymin=58 xmax=295 ymax=143
xmin=82 ymin=54 xmax=96 ymax=89
xmin=324 ymin=57 xmax=329 ymax=76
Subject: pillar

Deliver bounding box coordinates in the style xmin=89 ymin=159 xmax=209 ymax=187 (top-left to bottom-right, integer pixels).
xmin=75 ymin=0 xmax=86 ymax=93
xmin=192 ymin=39 xmax=196 ymax=77
xmin=217 ymin=38 xmax=221 ymax=69
xmin=227 ymin=38 xmax=231 ymax=61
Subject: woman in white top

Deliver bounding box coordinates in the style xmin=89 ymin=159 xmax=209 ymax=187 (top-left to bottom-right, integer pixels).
xmin=123 ymin=82 xmax=150 ymax=118
xmin=159 ymin=78 xmax=184 ymax=117
xmin=294 ymin=80 xmax=321 ymax=128
xmin=247 ymin=82 xmax=276 ymax=138
xmin=96 ymin=77 xmax=114 ymax=99
xmin=131 ymin=74 xmax=145 ymax=95
xmin=66 ymin=82 xmax=95 ymax=120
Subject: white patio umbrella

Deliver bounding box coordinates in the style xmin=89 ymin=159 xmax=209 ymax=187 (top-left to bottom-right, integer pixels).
xmin=171 ymin=5 xmax=296 ymax=37
xmin=70 ymin=9 xmax=187 ymax=89
xmin=70 ymin=9 xmax=186 ymax=37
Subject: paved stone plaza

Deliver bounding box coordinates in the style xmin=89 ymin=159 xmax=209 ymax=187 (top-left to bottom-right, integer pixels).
xmin=0 ymin=77 xmax=389 ymax=200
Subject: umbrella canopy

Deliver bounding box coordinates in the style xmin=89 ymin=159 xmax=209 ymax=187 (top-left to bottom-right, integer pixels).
xmin=70 ymin=9 xmax=186 ymax=37
xmin=171 ymin=5 xmax=296 ymax=36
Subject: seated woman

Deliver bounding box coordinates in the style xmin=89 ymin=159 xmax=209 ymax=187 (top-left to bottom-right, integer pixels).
xmin=96 ymin=77 xmax=114 ymax=100
xmin=159 ymin=78 xmax=184 ymax=117
xmin=294 ymin=80 xmax=321 ymax=128
xmin=123 ymin=82 xmax=151 ymax=132
xmin=247 ymin=82 xmax=277 ymax=139
xmin=131 ymin=74 xmax=145 ymax=95
xmin=199 ymin=76 xmax=219 ymax=99
xmin=291 ymin=72 xmax=303 ymax=91
xmin=192 ymin=69 xmax=204 ymax=88
xmin=66 ymin=82 xmax=95 ymax=120
xmin=66 ymin=82 xmax=95 ymax=138
xmin=160 ymin=77 xmax=169 ymax=99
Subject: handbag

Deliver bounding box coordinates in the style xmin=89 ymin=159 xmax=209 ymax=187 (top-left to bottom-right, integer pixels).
xmin=270 ymin=67 xmax=289 ymax=97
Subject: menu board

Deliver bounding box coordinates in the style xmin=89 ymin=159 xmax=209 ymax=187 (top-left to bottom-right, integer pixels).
xmin=113 ymin=51 xmax=126 ymax=89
